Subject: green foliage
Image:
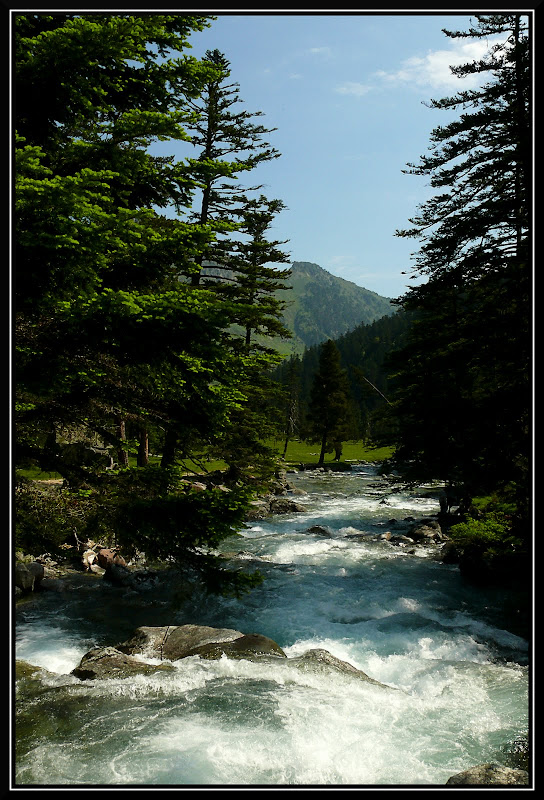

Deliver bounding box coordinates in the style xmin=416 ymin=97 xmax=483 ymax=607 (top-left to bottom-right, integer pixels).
xmin=382 ymin=15 xmax=531 ymax=520
xmin=13 ymin=14 xmax=286 ymax=595
xmin=274 ymin=310 xmax=410 ymax=444
xmin=14 ymin=478 xmax=97 ymax=557
xmin=449 ymin=513 xmax=516 ymax=551
xmin=97 ymin=466 xmax=263 ymax=596
xmin=304 ymin=340 xmax=358 ymax=465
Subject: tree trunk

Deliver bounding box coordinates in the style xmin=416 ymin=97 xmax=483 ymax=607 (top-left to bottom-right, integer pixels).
xmin=137 ymin=427 xmax=149 ymax=467
xmin=116 ymin=418 xmax=129 ymax=467
xmin=318 ymin=431 xmax=328 ymax=466
xmin=161 ymin=427 xmax=177 ymax=468
xmin=282 ymin=434 xmax=289 ymax=459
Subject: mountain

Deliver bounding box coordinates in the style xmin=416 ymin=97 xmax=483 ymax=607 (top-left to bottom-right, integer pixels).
xmin=274 ymin=261 xmax=394 ymax=355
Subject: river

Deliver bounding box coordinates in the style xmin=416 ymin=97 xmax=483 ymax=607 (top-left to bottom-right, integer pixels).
xmin=14 ymin=463 xmax=530 ymax=787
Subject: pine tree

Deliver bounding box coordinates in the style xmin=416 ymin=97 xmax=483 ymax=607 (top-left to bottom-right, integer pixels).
xmin=13 ymin=14 xmax=267 ymax=594
xmin=280 ymin=355 xmax=302 ymax=458
xmin=305 ymin=340 xmax=356 ymax=466
xmin=212 ymin=195 xmax=291 ymax=350
xmin=387 ymin=14 xmax=531 ymax=512
xmin=181 ymin=49 xmax=281 ymax=286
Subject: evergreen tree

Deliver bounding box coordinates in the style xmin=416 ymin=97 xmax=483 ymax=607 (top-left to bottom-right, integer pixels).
xmin=213 ymin=195 xmax=291 ymax=350
xmin=386 ymin=14 xmax=531 ymax=516
xmin=173 ymin=49 xmax=290 ymax=482
xmin=181 ymin=49 xmax=281 ymax=286
xmin=13 ymin=13 xmax=270 ymax=594
xmin=280 ymin=354 xmax=302 ymax=458
xmin=305 ymin=340 xmax=356 ymax=466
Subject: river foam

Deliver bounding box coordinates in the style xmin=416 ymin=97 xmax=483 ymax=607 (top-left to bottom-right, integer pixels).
xmin=15 ymin=465 xmax=530 ymax=786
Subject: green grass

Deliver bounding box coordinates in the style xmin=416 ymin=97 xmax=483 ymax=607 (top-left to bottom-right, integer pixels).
xmin=16 ymin=440 xmax=394 ymax=483
xmin=273 ymin=439 xmax=394 ymax=467
xmin=15 ymin=467 xmax=63 ymax=481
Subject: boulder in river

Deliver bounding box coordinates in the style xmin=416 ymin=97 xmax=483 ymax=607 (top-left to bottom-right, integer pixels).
xmin=184 ymin=633 xmax=287 ymax=661
xmin=408 ymin=518 xmax=446 ymax=542
xmin=268 ymin=497 xmax=307 ymax=514
xmin=71 ymin=646 xmax=175 ymax=681
xmin=286 ymin=648 xmax=395 ymax=689
xmin=306 ymin=525 xmax=330 ymax=536
xmin=445 ymin=763 xmax=529 ymax=785
xmin=73 ymin=627 xmax=287 ymax=678
xmin=121 ymin=625 xmax=286 ymax=662
xmin=85 ymin=626 xmax=395 ymax=687
xmin=119 ymin=624 xmax=246 ymax=661
xmin=97 ymin=548 xmax=126 ymax=570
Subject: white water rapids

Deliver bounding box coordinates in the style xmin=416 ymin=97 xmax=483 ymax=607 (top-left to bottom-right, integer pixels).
xmin=14 ymin=464 xmax=530 ymax=787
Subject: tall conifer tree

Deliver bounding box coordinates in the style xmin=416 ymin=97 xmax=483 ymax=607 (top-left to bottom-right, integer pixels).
xmin=305 ymin=340 xmax=355 ymax=466
xmin=13 ymin=14 xmax=271 ymax=594
xmin=385 ymin=14 xmax=531 ymax=513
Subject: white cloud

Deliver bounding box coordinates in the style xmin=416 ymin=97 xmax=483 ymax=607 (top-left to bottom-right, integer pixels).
xmin=335 ymin=81 xmax=372 ymax=97
xmin=374 ymin=35 xmax=507 ymax=92
xmin=307 ymin=46 xmax=332 ymax=58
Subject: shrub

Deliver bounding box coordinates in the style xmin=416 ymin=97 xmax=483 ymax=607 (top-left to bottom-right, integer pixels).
xmin=14 ymin=478 xmax=99 ymax=557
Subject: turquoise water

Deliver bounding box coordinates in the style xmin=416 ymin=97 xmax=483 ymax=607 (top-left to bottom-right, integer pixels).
xmin=14 ymin=465 xmax=529 ymax=786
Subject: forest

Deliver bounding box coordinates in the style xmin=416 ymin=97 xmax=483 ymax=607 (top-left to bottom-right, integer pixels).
xmin=14 ymin=13 xmax=532 ymax=595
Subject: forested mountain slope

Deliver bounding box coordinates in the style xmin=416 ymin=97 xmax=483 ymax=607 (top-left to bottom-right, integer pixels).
xmin=278 ymin=261 xmax=394 ymax=354
xmin=274 ymin=309 xmax=412 ymax=439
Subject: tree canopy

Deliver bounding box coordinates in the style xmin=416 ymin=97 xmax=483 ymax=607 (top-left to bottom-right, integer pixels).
xmin=382 ymin=15 xmax=531 ymax=522
xmin=13 ymin=13 xmax=288 ymax=595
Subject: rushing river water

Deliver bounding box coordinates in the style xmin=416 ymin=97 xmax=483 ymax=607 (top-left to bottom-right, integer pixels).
xmin=14 ymin=464 xmax=530 ymax=787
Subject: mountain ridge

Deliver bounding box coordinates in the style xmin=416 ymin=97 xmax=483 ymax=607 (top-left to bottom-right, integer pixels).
xmin=274 ymin=261 xmax=394 ymax=355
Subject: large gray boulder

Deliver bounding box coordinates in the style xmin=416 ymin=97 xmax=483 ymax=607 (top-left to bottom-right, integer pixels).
xmin=446 ymin=763 xmax=529 ymax=785
xmin=71 ymin=627 xmax=395 ymax=689
xmin=119 ymin=624 xmax=246 ymax=661
xmin=286 ymin=648 xmax=395 ymax=689
xmin=71 ymin=646 xmax=175 ymax=681
xmin=268 ymin=497 xmax=307 ymax=514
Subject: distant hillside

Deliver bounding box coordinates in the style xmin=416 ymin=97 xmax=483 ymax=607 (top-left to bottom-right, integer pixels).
xmin=274 ymin=261 xmax=394 ymax=355
xmin=200 ymin=260 xmax=394 ymax=355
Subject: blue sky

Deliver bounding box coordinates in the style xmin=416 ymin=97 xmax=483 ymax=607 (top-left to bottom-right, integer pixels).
xmin=176 ymin=12 xmax=508 ymax=300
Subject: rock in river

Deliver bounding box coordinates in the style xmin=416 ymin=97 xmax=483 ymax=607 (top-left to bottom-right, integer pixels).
xmin=445 ymin=763 xmax=529 ymax=785
xmin=71 ymin=646 xmax=175 ymax=681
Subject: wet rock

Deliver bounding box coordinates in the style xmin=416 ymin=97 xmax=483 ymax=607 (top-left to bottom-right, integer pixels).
xmin=38 ymin=576 xmax=67 ymax=592
xmin=71 ymin=646 xmax=175 ymax=681
xmin=119 ymin=626 xmax=286 ymax=662
xmin=287 ymin=649 xmax=395 ymax=689
xmin=436 ymin=540 xmax=460 ymax=564
xmin=119 ymin=624 xmax=245 ymax=661
xmin=306 ymin=525 xmax=330 ymax=536
xmin=288 ymin=486 xmax=308 ymax=496
xmin=245 ymin=500 xmax=271 ymax=521
xmin=409 ymin=518 xmax=447 ymax=542
xmin=15 ymin=561 xmax=45 ymax=593
xmin=390 ymin=534 xmax=415 ymax=545
xmin=268 ymin=498 xmax=307 ymax=514
xmin=445 ymin=763 xmax=529 ymax=785
xmin=102 ymin=562 xmax=133 ymax=586
xmin=184 ymin=633 xmax=287 ymax=661
xmin=97 ymin=548 xmax=126 ymax=570
xmin=81 ymin=549 xmax=97 ymax=571
xmin=15 ymin=660 xmax=48 ymax=681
